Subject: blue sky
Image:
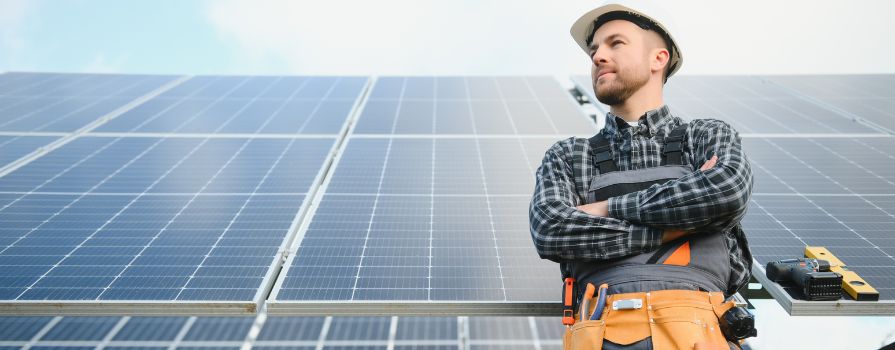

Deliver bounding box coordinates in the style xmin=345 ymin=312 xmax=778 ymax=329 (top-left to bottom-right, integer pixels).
xmin=1 ymin=1 xmax=231 ymax=73
xmin=2 ymin=0 xmax=895 ymax=348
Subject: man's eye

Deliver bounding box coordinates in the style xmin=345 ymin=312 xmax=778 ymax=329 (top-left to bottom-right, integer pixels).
xmin=612 ymin=41 xmax=623 ymax=47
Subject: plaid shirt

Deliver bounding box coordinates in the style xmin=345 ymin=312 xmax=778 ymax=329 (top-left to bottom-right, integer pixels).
xmin=529 ymin=105 xmax=753 ymax=295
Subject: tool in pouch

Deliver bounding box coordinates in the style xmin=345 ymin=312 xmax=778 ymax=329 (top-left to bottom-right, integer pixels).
xmin=577 ymin=283 xmax=610 ymax=321
xmin=564 ymin=283 xmax=608 ymax=350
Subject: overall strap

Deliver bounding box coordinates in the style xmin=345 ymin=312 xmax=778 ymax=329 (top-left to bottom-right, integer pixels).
xmin=588 ymin=133 xmax=618 ymax=174
xmin=662 ymin=123 xmax=688 ymax=166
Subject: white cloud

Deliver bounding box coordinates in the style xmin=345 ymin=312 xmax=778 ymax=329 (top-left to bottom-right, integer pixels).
xmin=204 ymin=0 xmax=594 ymax=75
xmin=205 ymin=0 xmax=895 ymax=76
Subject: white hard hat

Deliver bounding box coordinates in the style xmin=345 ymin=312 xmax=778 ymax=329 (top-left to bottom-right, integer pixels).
xmin=570 ymin=1 xmax=683 ymax=82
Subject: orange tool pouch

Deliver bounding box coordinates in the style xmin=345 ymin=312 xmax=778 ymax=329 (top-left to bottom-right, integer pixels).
xmin=563 ymin=290 xmax=738 ymax=350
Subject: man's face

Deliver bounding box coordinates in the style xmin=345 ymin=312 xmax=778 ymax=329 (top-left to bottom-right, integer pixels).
xmin=589 ymin=19 xmax=659 ymax=106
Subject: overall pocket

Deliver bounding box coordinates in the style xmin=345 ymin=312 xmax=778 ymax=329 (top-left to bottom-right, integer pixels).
xmin=648 ymin=303 xmax=728 ymax=350
xmin=565 ymin=320 xmax=606 ymax=350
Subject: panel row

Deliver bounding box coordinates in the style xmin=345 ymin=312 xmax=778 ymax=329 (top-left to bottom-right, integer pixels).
xmin=0 ymin=316 xmax=565 ymax=348
xmin=572 ymin=75 xmax=889 ymax=134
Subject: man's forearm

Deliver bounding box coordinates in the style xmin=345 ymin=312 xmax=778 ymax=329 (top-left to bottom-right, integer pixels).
xmin=530 ymin=141 xmax=665 ymax=262
xmin=608 ymin=121 xmax=752 ymax=231
xmin=577 ymin=154 xmax=720 ymax=241
xmin=577 ymin=201 xmax=687 ymax=243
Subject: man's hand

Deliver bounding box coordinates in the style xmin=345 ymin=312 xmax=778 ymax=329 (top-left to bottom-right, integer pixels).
xmin=700 ymin=155 xmax=718 ymax=171
xmin=658 ymin=156 xmax=716 ymax=243
xmin=576 ymin=200 xmax=608 ymax=217
xmin=662 ymin=229 xmax=687 ymax=243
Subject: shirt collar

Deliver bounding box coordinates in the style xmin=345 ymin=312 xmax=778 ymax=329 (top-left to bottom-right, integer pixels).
xmin=602 ymin=104 xmax=675 ymax=137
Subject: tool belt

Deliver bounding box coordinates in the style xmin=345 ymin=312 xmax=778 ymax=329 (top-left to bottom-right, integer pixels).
xmin=564 ymin=289 xmax=737 ymax=350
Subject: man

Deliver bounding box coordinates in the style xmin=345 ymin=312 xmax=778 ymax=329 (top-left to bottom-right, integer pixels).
xmin=529 ymin=2 xmax=754 ymax=349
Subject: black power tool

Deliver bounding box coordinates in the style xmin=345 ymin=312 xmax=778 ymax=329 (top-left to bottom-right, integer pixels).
xmin=766 ymin=258 xmax=842 ymax=301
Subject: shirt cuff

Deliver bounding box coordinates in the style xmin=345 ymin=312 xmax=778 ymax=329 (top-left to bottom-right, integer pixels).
xmin=608 ymin=193 xmax=641 ymax=222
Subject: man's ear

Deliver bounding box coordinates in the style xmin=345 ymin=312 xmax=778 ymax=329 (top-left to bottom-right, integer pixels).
xmin=651 ymin=48 xmax=670 ymax=76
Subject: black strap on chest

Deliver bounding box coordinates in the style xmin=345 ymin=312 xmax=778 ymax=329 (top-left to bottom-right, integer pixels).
xmin=588 ymin=133 xmax=617 ymax=174
xmin=588 ymin=123 xmax=689 ymax=174
xmin=662 ymin=124 xmax=688 ymax=166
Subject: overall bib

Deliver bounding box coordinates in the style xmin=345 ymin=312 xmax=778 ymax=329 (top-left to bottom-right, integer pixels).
xmin=562 ymin=125 xmax=739 ymax=350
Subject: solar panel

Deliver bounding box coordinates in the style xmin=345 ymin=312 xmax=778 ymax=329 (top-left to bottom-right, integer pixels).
xmin=256 ymin=317 xmax=326 ymax=341
xmin=733 ymin=124 xmax=895 ymax=314
xmin=572 ymin=75 xmax=886 ymax=134
xmin=468 ymin=317 xmax=532 ymax=340
xmin=3 ymin=72 xmax=893 ymax=319
xmin=112 ymin=317 xmax=188 ymax=341
xmin=766 ymin=75 xmax=895 ymax=134
xmin=355 ymin=77 xmax=595 ymax=135
xmin=326 ymin=317 xmax=391 ymax=340
xmin=183 ymin=317 xmax=255 ymax=341
xmin=268 ymin=136 xmax=559 ymax=314
xmin=0 ymin=316 xmax=563 ymax=350
xmin=94 ymin=76 xmax=367 ymax=135
xmin=745 ymin=194 xmax=895 ymax=314
xmin=40 ymin=316 xmax=119 ymax=340
xmin=0 ymin=136 xmax=335 ymax=312
xmin=0 ymin=73 xmax=178 ymax=132
xmin=268 ymin=76 xmax=592 ymax=315
xmin=0 ymin=316 xmax=52 ymax=340
xmin=745 ymin=137 xmax=895 ymax=194
xmin=395 ymin=317 xmax=457 ymax=341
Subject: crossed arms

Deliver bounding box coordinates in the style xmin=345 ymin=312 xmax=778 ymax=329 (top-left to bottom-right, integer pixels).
xmin=528 ymin=120 xmax=753 ymax=262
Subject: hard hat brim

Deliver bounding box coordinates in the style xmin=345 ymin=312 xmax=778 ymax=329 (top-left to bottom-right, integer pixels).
xmin=571 ymin=4 xmax=683 ymax=79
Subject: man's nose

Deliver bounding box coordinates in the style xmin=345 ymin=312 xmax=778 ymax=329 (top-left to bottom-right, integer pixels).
xmin=592 ymin=46 xmax=609 ymax=66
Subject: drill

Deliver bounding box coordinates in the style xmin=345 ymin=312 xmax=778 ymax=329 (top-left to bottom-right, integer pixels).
xmin=766 ymin=258 xmax=842 ymax=301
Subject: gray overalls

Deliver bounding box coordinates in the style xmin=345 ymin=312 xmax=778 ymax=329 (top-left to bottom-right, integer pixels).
xmin=563 ymin=123 xmax=732 ymax=298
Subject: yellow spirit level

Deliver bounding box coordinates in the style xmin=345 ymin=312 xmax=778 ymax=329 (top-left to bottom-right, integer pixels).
xmin=804 ymin=246 xmax=879 ymax=301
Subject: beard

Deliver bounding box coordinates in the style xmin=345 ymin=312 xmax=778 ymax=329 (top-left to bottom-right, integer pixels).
xmin=593 ymin=66 xmax=649 ymax=106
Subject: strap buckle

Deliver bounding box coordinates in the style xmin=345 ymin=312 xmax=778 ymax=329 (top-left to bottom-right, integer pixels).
xmin=662 ymin=141 xmax=682 ymax=154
